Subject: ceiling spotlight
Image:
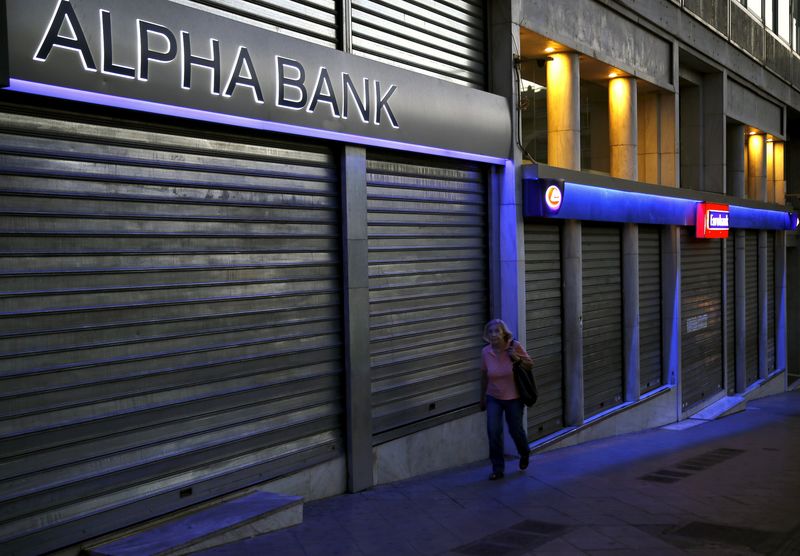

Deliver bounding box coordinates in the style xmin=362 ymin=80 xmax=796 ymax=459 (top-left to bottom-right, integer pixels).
xmin=544 ymin=47 xmax=555 ymax=53
xmin=608 ymin=72 xmax=618 ymax=78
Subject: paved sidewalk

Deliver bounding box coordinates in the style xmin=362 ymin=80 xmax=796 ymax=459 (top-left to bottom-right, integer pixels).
xmin=199 ymin=391 xmax=800 ymax=555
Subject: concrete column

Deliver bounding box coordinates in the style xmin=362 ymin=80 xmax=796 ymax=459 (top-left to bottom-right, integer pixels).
xmin=609 ymin=76 xmax=638 ymax=180
xmin=661 ymin=227 xmax=681 ymax=390
xmin=702 ymin=73 xmax=725 ymax=194
xmin=489 ymin=2 xmax=528 ymax=447
xmin=562 ymin=219 xmax=584 ymax=426
xmin=735 ymin=230 xmax=746 ymax=392
xmin=776 ymin=232 xmax=787 ymax=374
xmin=747 ymin=133 xmax=767 ymax=201
xmin=679 ymin=85 xmax=702 ymax=190
xmin=758 ymin=230 xmax=768 ymax=379
xmin=609 ymin=76 xmax=640 ymax=401
xmin=623 ymin=223 xmax=640 ymax=402
xmin=774 ymin=142 xmax=786 ymax=205
xmin=727 ymin=124 xmax=746 ymax=197
xmin=341 ymin=145 xmax=373 ymax=493
xmin=493 ymin=160 xmax=526 ymax=348
xmin=547 ymin=52 xmax=581 ymax=170
xmin=767 ymin=140 xmax=775 ymax=204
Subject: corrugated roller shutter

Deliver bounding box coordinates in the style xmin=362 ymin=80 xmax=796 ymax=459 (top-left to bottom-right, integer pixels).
xmin=726 ymin=238 xmax=735 ymax=394
xmin=767 ymin=232 xmax=775 ymax=372
xmin=366 ymin=151 xmax=487 ymax=441
xmin=0 ymin=99 xmax=343 ymax=554
xmin=189 ymin=0 xmax=338 ymax=48
xmin=352 ymin=0 xmax=486 ymax=88
xmin=582 ymin=225 xmax=623 ymax=418
xmin=639 ymin=226 xmax=662 ymax=395
xmin=745 ymin=231 xmax=758 ymax=386
xmin=680 ymin=230 xmax=723 ymax=410
xmin=524 ymin=222 xmax=563 ymax=441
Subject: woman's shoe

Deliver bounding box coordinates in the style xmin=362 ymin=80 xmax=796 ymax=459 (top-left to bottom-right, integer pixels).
xmin=519 ymin=451 xmax=530 ymax=470
xmin=489 ymin=472 xmax=504 ymax=480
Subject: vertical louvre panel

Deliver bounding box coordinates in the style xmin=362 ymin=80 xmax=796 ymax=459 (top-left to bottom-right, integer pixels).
xmin=745 ymin=231 xmax=759 ymax=386
xmin=680 ymin=230 xmax=723 ymax=410
xmin=582 ymin=225 xmax=623 ymax=418
xmin=351 ymin=0 xmax=486 ymax=88
xmin=639 ymin=226 xmax=662 ymax=394
xmin=189 ymin=0 xmax=338 ymax=48
xmin=726 ymin=238 xmax=735 ymax=393
xmin=767 ymin=232 xmax=775 ymax=372
xmin=0 ymin=102 xmax=343 ymax=554
xmin=524 ymin=222 xmax=563 ymax=441
xmin=367 ymin=151 xmax=487 ymax=440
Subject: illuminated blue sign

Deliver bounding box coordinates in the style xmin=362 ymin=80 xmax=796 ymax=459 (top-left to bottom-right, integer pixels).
xmin=524 ymin=177 xmax=795 ymax=231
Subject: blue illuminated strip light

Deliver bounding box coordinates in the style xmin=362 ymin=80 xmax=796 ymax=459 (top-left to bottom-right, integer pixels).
xmin=524 ymin=179 xmax=795 ymax=230
xmin=728 ymin=205 xmax=793 ymax=230
xmin=7 ymin=79 xmax=508 ymax=166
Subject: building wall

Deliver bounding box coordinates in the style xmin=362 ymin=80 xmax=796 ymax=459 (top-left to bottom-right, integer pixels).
xmin=0 ymin=1 xmax=797 ymax=554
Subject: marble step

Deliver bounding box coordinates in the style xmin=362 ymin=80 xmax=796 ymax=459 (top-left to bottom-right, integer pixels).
xmin=85 ymin=491 xmax=302 ymax=556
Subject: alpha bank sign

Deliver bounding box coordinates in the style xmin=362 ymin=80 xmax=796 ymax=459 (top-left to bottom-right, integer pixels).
xmin=0 ymin=0 xmax=511 ymax=163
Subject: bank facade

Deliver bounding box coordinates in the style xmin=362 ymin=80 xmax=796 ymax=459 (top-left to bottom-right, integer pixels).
xmin=1 ymin=1 xmax=799 ymax=554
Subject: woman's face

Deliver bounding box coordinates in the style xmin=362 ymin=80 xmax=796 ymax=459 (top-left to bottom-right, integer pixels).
xmin=487 ymin=324 xmax=506 ymax=346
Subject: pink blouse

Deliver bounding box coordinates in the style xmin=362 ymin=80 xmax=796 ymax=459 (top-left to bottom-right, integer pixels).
xmin=482 ymin=341 xmax=532 ymax=400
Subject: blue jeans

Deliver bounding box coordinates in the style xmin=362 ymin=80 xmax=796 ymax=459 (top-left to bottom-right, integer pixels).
xmin=486 ymin=395 xmax=529 ymax=474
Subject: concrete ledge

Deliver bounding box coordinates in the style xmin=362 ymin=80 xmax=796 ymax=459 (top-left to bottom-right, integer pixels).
xmin=689 ymin=395 xmax=747 ymax=421
xmin=533 ymin=385 xmax=677 ymax=453
xmin=85 ymin=491 xmax=302 ymax=556
xmin=743 ymin=369 xmax=787 ymax=401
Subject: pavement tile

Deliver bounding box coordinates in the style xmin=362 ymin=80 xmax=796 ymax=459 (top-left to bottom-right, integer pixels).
xmin=195 ymin=391 xmax=800 ymax=556
xmin=558 ymin=526 xmax=629 ymax=550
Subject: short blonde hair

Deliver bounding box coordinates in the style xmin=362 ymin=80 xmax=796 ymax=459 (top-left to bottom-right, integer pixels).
xmin=483 ymin=318 xmax=513 ymax=344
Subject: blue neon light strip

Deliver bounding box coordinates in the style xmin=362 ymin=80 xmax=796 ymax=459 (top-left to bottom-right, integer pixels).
xmin=530 ymin=181 xmax=696 ymax=225
xmin=525 ymin=179 xmax=794 ymax=230
xmin=728 ymin=205 xmax=792 ymax=230
xmin=8 ymin=79 xmax=509 ymax=166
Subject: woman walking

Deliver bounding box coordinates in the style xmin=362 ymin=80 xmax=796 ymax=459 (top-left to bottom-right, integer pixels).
xmin=480 ymin=319 xmax=533 ymax=480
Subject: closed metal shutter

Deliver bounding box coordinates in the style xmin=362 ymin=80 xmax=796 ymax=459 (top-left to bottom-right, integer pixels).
xmin=0 ymin=100 xmax=343 ymax=554
xmin=582 ymin=225 xmax=623 ymax=418
xmin=639 ymin=226 xmax=662 ymax=395
xmin=726 ymin=238 xmax=735 ymax=394
xmin=366 ymin=151 xmax=487 ymax=442
xmin=352 ymin=0 xmax=486 ymax=88
xmin=191 ymin=0 xmax=338 ymax=48
xmin=523 ymin=222 xmax=563 ymax=440
xmin=745 ymin=231 xmax=759 ymax=386
xmin=680 ymin=230 xmax=723 ymax=410
xmin=767 ymin=232 xmax=775 ymax=372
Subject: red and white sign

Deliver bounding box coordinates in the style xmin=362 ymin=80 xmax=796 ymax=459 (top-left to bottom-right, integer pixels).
xmin=545 ymin=184 xmax=562 ymax=211
xmin=696 ymin=202 xmax=729 ymax=239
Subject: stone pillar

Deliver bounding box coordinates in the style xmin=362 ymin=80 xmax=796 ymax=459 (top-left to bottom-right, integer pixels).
xmin=776 ymin=231 xmax=787 ymax=373
xmin=661 ymin=227 xmax=681 ymax=414
xmin=759 ymin=230 xmax=768 ymax=379
xmin=767 ymin=140 xmax=775 ymax=204
xmin=774 ymin=142 xmax=786 ymax=205
xmin=609 ymin=77 xmax=641 ymax=402
xmin=341 ymin=145 xmax=373 ymax=493
xmin=735 ymin=229 xmax=746 ymax=392
xmin=623 ymin=223 xmax=640 ymax=402
xmin=547 ymin=52 xmax=581 ymax=170
xmin=609 ymin=76 xmax=638 ymax=181
xmin=702 ymin=73 xmax=725 ymax=194
xmin=747 ymin=133 xmax=767 ymax=201
xmin=727 ymin=125 xmax=746 ymax=197
xmin=562 ymin=219 xmax=584 ymax=426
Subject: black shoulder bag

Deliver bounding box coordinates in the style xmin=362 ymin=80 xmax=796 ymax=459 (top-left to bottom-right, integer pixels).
xmin=511 ymin=341 xmax=538 ymax=407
